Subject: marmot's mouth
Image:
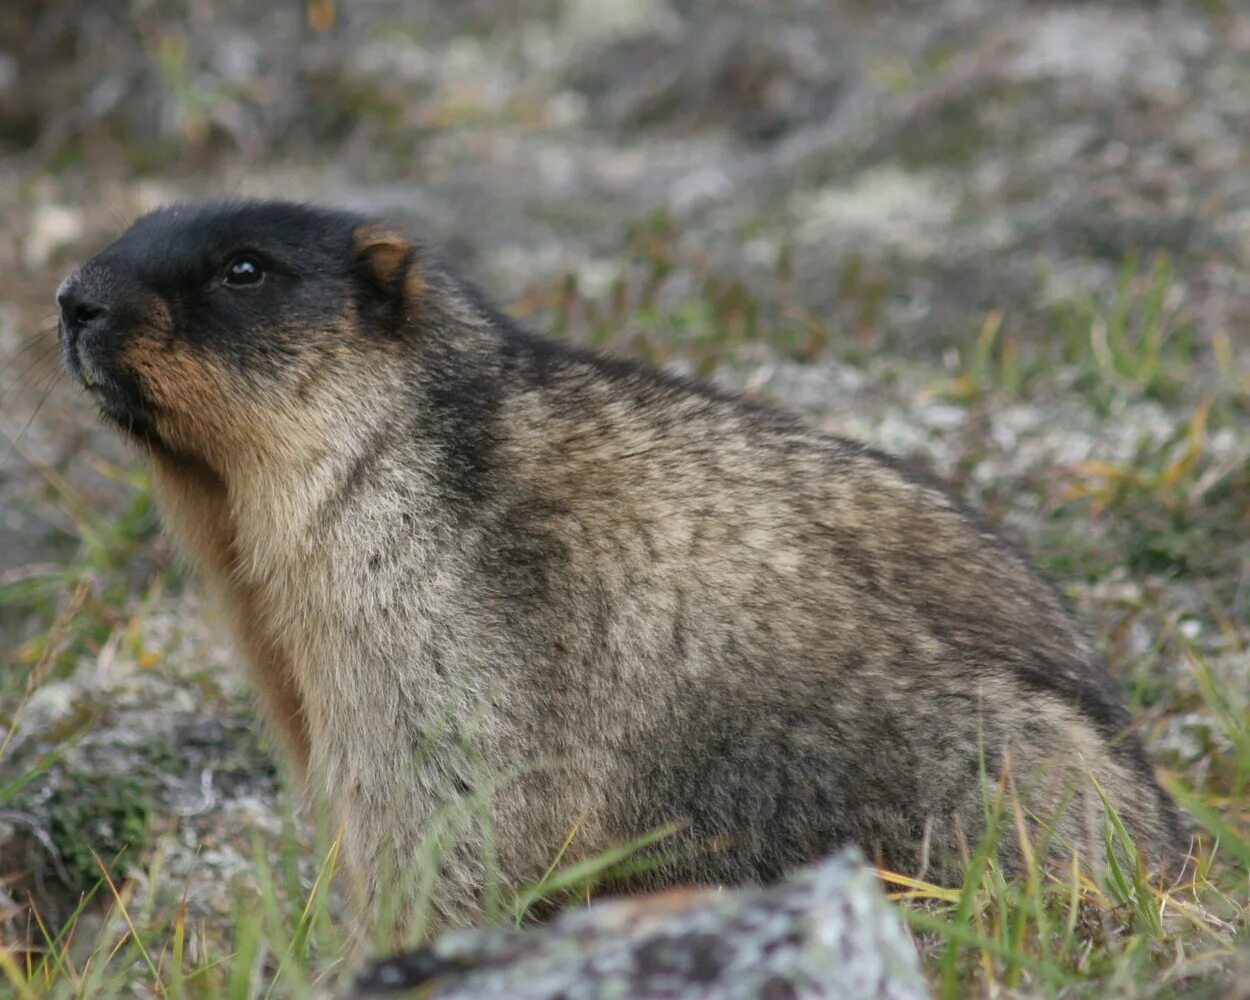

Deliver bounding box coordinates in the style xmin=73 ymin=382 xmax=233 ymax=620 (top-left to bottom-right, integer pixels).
xmin=61 ymin=327 xmax=162 ymax=443
xmin=90 ymin=386 xmax=162 ymax=443
xmin=70 ymin=360 xmax=162 ymax=443
xmin=61 ymin=333 xmax=95 ymax=390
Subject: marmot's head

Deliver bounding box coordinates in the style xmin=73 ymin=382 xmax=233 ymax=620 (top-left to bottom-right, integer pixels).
xmin=57 ymin=200 xmax=424 ymax=469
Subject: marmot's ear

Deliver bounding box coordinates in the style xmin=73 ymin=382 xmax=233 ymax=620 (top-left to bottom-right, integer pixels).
xmin=351 ymin=224 xmax=425 ymax=330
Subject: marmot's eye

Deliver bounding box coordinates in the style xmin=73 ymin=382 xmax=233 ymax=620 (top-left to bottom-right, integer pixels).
xmin=224 ymin=255 xmax=265 ymax=287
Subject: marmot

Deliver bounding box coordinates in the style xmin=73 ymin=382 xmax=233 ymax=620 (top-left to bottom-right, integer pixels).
xmin=58 ymin=200 xmax=1184 ymax=929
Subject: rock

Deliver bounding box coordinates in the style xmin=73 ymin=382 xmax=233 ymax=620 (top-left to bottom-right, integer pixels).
xmin=348 ymin=850 xmax=927 ymax=999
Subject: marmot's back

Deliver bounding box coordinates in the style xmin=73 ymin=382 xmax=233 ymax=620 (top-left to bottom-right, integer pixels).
xmin=458 ymin=339 xmax=1184 ymax=882
xmin=59 ymin=200 xmax=1185 ymax=928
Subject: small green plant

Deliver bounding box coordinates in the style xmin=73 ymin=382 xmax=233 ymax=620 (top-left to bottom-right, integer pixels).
xmin=1053 ymin=401 xmax=1249 ymax=580
xmin=513 ymin=215 xmax=834 ymax=377
xmin=1055 ymin=252 xmax=1194 ymax=409
xmin=45 ymin=772 xmax=156 ymax=891
xmin=1 ymin=450 xmax=166 ymax=700
xmin=933 ymin=253 xmax=1227 ymax=412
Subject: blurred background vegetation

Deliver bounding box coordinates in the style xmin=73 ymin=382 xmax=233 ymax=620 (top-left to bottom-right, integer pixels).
xmin=1 ymin=0 xmax=1248 ymax=996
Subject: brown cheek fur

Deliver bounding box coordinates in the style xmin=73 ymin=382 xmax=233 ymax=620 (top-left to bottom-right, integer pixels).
xmin=123 ymin=336 xmax=244 ymax=463
xmin=122 ymin=317 xmax=399 ymax=784
xmin=147 ymin=451 xmax=313 ymax=777
xmin=122 ymin=333 xmax=331 ymax=777
xmin=124 ymin=331 xmax=361 ymax=468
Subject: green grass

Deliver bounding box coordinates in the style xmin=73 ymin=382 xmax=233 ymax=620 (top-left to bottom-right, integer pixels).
xmin=2 ymin=245 xmax=1248 ymax=997
xmin=1 ymin=452 xmax=166 ymax=690
xmin=0 ymin=749 xmax=683 ymax=997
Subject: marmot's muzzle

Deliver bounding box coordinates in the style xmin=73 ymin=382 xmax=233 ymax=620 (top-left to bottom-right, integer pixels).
xmin=56 ymin=266 xmax=157 ymax=431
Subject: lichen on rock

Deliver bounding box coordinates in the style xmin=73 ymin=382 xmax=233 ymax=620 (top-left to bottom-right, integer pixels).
xmin=350 ymin=851 xmax=926 ymax=1000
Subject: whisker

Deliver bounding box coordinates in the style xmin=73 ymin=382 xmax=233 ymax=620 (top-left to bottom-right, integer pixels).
xmin=10 ymin=364 xmax=63 ymax=414
xmin=0 ymin=341 xmax=62 ymax=407
xmin=2 ymin=375 xmax=60 ymax=467
xmin=7 ymin=320 xmax=57 ymax=340
xmin=0 ymin=327 xmax=58 ymax=369
xmin=1 ymin=329 xmax=60 ymax=369
xmin=9 ymin=359 xmax=62 ymax=403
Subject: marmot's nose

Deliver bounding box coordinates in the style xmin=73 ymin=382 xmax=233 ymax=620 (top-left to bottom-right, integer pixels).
xmin=57 ymin=278 xmax=110 ymax=340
